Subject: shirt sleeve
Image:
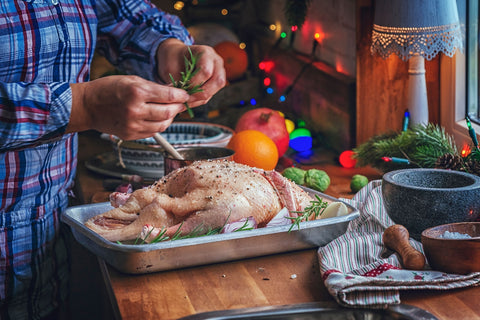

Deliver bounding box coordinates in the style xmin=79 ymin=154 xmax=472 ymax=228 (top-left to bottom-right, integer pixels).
xmin=0 ymin=82 xmax=72 ymax=152
xmin=95 ymin=0 xmax=194 ymax=82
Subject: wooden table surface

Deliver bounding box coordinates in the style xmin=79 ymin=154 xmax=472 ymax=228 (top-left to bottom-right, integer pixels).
xmin=75 ymin=131 xmax=480 ymax=320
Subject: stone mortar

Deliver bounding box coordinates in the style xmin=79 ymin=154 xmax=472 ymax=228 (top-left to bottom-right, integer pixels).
xmin=382 ymin=168 xmax=480 ymax=240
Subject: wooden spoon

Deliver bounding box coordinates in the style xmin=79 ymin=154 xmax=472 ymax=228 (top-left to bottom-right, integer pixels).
xmin=152 ymin=133 xmax=184 ymax=160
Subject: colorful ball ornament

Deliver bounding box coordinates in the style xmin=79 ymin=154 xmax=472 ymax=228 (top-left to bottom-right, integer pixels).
xmin=289 ymin=128 xmax=312 ymax=152
xmin=339 ymin=150 xmax=357 ymax=168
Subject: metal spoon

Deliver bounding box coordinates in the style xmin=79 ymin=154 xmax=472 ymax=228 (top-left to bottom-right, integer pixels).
xmin=152 ymin=133 xmax=184 ymax=160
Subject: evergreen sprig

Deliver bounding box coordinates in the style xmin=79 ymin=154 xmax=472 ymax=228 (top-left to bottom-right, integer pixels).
xmin=284 ymin=0 xmax=312 ymax=28
xmin=354 ymin=124 xmax=458 ymax=172
xmin=468 ymin=148 xmax=480 ymax=161
xmin=169 ymin=47 xmax=203 ymax=118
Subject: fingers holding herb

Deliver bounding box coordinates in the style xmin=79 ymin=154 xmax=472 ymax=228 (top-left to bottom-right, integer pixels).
xmin=186 ymin=45 xmax=226 ymax=105
xmin=157 ymin=40 xmax=226 ymax=117
xmin=169 ymin=47 xmax=204 ymax=118
xmin=68 ymin=75 xmax=189 ymax=140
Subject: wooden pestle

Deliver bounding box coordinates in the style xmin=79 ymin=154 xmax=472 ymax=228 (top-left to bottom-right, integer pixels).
xmin=383 ymin=224 xmax=426 ymax=270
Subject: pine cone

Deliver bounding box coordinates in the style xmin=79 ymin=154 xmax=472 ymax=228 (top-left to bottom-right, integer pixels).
xmin=435 ymin=153 xmax=464 ymax=171
xmin=462 ymin=158 xmax=480 ymax=176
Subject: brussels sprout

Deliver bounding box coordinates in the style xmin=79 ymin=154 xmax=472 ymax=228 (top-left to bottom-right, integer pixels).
xmin=350 ymin=174 xmax=369 ymax=193
xmin=304 ymin=169 xmax=330 ymax=192
xmin=282 ymin=167 xmax=306 ymax=185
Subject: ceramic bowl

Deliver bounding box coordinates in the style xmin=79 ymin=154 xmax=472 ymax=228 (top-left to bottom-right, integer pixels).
xmin=163 ymin=147 xmax=235 ymax=175
xmin=109 ymin=122 xmax=234 ymax=178
xmin=421 ymin=222 xmax=480 ymax=274
xmin=382 ymin=168 xmax=480 ymax=240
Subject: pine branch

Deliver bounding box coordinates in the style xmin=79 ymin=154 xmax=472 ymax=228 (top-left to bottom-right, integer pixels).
xmin=284 ymin=0 xmax=312 ymax=28
xmin=353 ymin=124 xmax=459 ymax=172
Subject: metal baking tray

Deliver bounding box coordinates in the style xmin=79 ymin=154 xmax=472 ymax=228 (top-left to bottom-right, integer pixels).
xmin=61 ymin=190 xmax=358 ymax=274
xmin=178 ymin=302 xmax=438 ymax=320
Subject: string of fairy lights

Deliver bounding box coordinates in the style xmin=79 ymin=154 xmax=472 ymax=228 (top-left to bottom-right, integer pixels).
xmin=172 ymin=0 xmax=325 ymax=155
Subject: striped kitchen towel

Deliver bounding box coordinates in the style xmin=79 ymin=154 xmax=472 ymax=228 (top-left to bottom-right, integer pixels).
xmin=318 ymin=180 xmax=480 ymax=308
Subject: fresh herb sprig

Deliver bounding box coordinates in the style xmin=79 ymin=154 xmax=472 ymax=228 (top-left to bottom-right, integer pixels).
xmin=169 ymin=47 xmax=203 ymax=118
xmin=288 ymin=195 xmax=328 ymax=232
xmin=126 ymin=212 xmax=255 ymax=245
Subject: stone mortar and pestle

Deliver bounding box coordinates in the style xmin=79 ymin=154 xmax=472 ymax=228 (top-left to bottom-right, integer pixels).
xmin=381 ymin=168 xmax=480 ymax=272
xmin=381 ymin=168 xmax=480 ymax=241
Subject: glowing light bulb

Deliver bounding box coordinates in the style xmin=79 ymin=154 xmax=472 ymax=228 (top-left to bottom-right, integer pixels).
xmin=314 ymin=32 xmax=325 ymax=44
xmin=461 ymin=144 xmax=472 ymax=157
xmin=173 ymin=1 xmax=184 ymax=10
xmin=381 ymin=157 xmax=410 ymax=164
xmin=221 ymin=9 xmax=228 ymax=15
xmin=285 ymin=119 xmax=295 ymax=134
xmin=339 ymin=150 xmax=357 ymax=168
xmin=259 ymin=60 xmax=275 ymax=73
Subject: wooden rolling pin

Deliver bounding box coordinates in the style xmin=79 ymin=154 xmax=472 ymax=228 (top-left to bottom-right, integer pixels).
xmin=383 ymin=224 xmax=426 ymax=270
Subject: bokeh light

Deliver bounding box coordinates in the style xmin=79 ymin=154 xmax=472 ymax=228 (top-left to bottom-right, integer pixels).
xmin=339 ymin=150 xmax=357 ymax=168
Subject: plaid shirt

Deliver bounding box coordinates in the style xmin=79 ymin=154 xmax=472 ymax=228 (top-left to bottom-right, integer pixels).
xmin=0 ymin=1 xmax=191 ymax=318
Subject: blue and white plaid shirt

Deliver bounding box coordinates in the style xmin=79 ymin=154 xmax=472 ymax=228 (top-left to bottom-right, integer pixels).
xmin=0 ymin=1 xmax=192 ymax=318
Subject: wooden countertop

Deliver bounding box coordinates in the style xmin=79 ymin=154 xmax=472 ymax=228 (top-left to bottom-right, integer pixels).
xmin=75 ymin=131 xmax=480 ymax=320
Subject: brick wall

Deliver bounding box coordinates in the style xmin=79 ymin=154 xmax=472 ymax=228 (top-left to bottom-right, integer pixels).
xmin=253 ymin=0 xmax=357 ymax=152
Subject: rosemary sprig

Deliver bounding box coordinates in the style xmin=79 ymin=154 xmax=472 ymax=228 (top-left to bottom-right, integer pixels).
xmin=232 ymin=218 xmax=255 ymax=232
xmin=288 ymin=195 xmax=328 ymax=232
xmin=169 ymin=47 xmax=203 ymax=118
xmin=131 ymin=212 xmax=255 ymax=244
xmin=147 ymin=226 xmax=170 ymax=243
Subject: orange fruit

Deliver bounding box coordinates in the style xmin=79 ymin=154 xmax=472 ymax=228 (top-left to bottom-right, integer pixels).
xmin=227 ymin=130 xmax=278 ymax=170
xmin=213 ymin=41 xmax=248 ymax=81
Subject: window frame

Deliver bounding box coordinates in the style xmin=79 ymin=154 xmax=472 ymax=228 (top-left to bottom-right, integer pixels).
xmin=440 ymin=0 xmax=479 ymax=150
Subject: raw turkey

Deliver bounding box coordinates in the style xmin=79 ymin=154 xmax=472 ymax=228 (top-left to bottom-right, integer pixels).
xmin=85 ymin=160 xmax=314 ymax=242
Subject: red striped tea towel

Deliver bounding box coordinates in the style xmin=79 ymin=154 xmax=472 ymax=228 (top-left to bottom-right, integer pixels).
xmin=318 ymin=180 xmax=480 ymax=308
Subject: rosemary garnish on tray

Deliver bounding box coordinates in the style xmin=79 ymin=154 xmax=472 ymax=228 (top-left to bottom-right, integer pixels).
xmin=169 ymin=47 xmax=203 ymax=118
xmin=125 ymin=212 xmax=255 ymax=245
xmin=288 ymin=195 xmax=328 ymax=232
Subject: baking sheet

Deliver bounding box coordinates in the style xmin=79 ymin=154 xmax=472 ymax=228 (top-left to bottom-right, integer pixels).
xmin=62 ymin=189 xmax=359 ymax=274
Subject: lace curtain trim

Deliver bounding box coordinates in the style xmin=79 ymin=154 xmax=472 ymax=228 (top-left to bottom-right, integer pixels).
xmin=371 ymin=23 xmax=463 ymax=61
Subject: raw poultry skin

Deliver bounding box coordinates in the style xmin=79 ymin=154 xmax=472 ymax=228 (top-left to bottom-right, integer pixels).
xmin=85 ymin=160 xmax=314 ymax=242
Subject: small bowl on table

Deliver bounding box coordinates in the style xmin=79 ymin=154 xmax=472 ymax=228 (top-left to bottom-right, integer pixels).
xmin=421 ymin=222 xmax=480 ymax=274
xmin=382 ymin=168 xmax=480 ymax=240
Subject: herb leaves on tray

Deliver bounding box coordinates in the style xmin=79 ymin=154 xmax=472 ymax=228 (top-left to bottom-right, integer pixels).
xmin=288 ymin=195 xmax=328 ymax=232
xmin=116 ymin=196 xmax=329 ymax=245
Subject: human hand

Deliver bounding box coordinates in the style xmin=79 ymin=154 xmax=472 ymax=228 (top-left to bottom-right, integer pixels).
xmin=156 ymin=39 xmax=226 ymax=108
xmin=67 ymin=75 xmax=190 ymax=140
